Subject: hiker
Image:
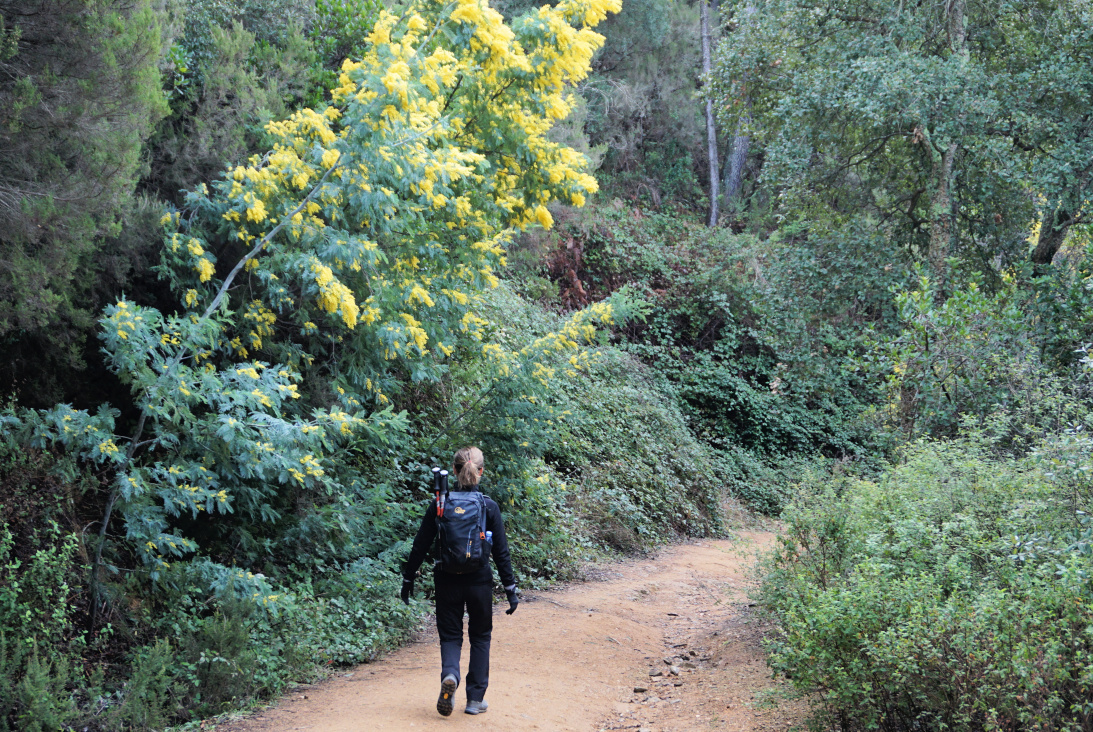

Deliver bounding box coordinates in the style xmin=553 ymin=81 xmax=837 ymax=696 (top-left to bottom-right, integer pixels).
xmin=400 ymin=446 xmax=519 ymax=717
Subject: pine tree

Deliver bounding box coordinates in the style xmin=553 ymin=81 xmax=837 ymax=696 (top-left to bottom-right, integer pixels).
xmin=0 ymin=0 xmax=166 ymax=402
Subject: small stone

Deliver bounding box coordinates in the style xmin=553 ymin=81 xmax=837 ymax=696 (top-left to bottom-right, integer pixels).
xmin=633 ymin=686 xmax=647 ymax=693
xmin=649 ymin=669 xmax=663 ymax=677
xmin=681 ymin=662 xmax=697 ymax=669
xmin=674 ymin=681 xmax=684 ymax=687
xmin=646 ymin=696 xmax=661 ymax=703
xmin=663 ymin=657 xmax=675 ymax=665
xmin=669 ymin=666 xmax=681 ymax=676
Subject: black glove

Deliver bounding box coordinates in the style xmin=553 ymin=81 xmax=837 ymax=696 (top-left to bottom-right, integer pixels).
xmin=401 ymin=576 xmax=414 ymax=605
xmin=505 ymin=586 xmax=519 ymax=615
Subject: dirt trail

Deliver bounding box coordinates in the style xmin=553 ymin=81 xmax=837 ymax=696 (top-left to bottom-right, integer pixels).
xmin=221 ymin=532 xmax=806 ymax=732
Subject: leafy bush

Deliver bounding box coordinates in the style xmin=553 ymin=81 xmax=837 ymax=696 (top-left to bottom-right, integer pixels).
xmin=0 ymin=521 xmax=83 ymax=731
xmin=148 ymin=18 xmax=323 ymax=203
xmin=861 ymin=272 xmax=1093 ymax=448
xmin=310 ymin=0 xmax=383 ymax=70
xmin=510 ymin=202 xmax=883 ymax=512
xmin=760 ymin=438 xmax=1093 ymax=731
xmin=551 ymin=349 xmax=722 ymax=550
xmin=0 ymin=0 xmax=167 ymax=406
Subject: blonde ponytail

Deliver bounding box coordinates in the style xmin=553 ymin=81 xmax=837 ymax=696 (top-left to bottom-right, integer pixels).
xmin=453 ymin=446 xmax=484 ymax=487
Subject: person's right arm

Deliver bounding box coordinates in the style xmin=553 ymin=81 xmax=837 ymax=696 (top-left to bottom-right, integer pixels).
xmin=400 ymin=500 xmax=438 ymax=604
xmin=403 ymin=500 xmax=438 ymax=579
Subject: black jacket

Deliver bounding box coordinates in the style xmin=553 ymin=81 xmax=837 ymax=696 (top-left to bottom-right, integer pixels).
xmin=403 ymin=489 xmax=517 ymax=589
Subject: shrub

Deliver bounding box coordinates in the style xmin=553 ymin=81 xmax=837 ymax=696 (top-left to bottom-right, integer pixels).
xmin=550 ymin=348 xmax=723 ymax=548
xmin=759 ymin=439 xmax=1093 ymax=731
xmin=0 ymin=522 xmax=82 ymax=731
xmin=510 ymin=202 xmax=883 ymax=512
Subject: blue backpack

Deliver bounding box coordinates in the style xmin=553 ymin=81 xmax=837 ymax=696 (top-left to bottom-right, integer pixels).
xmin=436 ymin=489 xmax=489 ymax=574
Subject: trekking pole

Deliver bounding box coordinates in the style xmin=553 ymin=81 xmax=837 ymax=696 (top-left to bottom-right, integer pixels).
xmin=432 ymin=467 xmax=442 ymax=517
xmin=438 ymin=470 xmax=449 ymax=517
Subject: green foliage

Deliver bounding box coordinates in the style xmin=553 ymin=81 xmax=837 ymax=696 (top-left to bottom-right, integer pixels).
xmin=712 ymin=0 xmax=1093 ymax=283
xmin=15 ymin=649 xmax=79 ymax=732
xmin=512 ymin=202 xmax=883 ymax=511
xmin=581 ymin=0 xmax=707 ymax=206
xmin=1026 ymin=240 xmax=1093 ymax=368
xmin=860 ymin=271 xmax=1093 ymax=447
xmin=0 ymin=522 xmax=83 ymax=731
xmin=310 ymin=0 xmax=384 ymax=70
xmin=107 ymin=640 xmax=179 ymax=730
xmin=147 ymin=18 xmax=322 ymax=202
xmin=759 ymin=438 xmax=1093 ymax=731
xmin=172 ymin=0 xmax=315 ymax=77
xmin=550 ymin=349 xmax=721 ymax=550
xmin=0 ymin=0 xmax=167 ymax=404
xmin=0 ymin=14 xmax=18 ymax=63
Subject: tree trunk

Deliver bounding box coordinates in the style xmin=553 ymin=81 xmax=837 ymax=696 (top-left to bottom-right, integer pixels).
xmin=927 ymin=141 xmax=957 ymax=296
xmin=947 ymin=0 xmax=966 ymax=54
xmin=1030 ymin=206 xmax=1073 ymax=272
xmin=723 ymin=122 xmax=750 ymax=204
xmin=701 ymin=0 xmax=719 ymax=227
xmin=926 ymin=0 xmax=966 ymax=299
xmin=723 ymin=3 xmax=754 ymax=209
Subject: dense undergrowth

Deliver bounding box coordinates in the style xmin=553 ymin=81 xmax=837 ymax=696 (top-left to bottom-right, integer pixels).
xmin=6 ymin=0 xmax=1093 ymax=729
xmin=754 ymin=269 xmax=1093 ymax=731
xmin=763 ymin=434 xmax=1093 ymax=731
xmin=0 ymin=280 xmax=725 ymax=730
xmin=509 ymin=202 xmax=887 ymax=512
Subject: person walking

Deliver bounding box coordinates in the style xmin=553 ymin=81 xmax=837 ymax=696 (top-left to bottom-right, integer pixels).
xmin=400 ymin=446 xmax=519 ymax=716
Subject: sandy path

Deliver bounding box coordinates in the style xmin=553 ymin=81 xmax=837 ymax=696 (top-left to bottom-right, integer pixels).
xmin=220 ymin=532 xmax=806 ymax=732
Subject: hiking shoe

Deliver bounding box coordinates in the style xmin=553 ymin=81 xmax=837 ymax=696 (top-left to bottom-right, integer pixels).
xmin=437 ymin=675 xmax=457 ymax=717
xmin=465 ymin=700 xmax=488 ymax=715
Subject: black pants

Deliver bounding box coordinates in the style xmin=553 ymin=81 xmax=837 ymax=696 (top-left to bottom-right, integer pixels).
xmin=434 ymin=573 xmax=493 ymax=702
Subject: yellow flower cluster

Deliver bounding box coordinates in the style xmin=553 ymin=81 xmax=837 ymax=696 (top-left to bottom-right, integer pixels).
xmin=310 ymin=260 xmax=360 ymax=328
xmin=523 ymin=301 xmax=614 ymax=357
xmin=107 ymin=301 xmax=142 ymax=341
xmin=326 ymin=409 xmax=367 ymax=435
xmin=157 ymin=0 xmax=618 ymax=399
xmin=299 ymin=454 xmax=324 ymax=477
xmin=243 ymin=300 xmax=278 ymax=350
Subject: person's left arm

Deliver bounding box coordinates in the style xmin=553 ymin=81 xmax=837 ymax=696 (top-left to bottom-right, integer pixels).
xmin=485 ymin=498 xmax=519 ymax=613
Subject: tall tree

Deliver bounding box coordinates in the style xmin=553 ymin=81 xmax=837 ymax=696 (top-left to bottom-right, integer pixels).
xmin=0 ymin=0 xmax=166 ymax=401
xmin=711 ymin=0 xmax=1093 ymax=282
xmin=700 ymin=0 xmax=719 ymax=226
xmin=924 ymin=0 xmax=966 ymax=296
xmin=721 ymin=3 xmax=753 ymax=209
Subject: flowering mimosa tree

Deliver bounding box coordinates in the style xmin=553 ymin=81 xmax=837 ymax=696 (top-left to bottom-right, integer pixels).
xmin=4 ymin=0 xmax=624 ymax=611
